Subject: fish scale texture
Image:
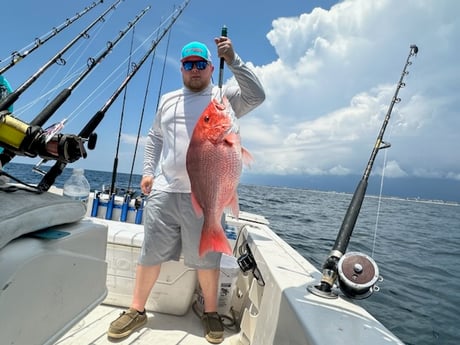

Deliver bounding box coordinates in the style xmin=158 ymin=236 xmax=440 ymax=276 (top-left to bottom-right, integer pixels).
xmin=186 ymin=97 xmax=244 ymax=256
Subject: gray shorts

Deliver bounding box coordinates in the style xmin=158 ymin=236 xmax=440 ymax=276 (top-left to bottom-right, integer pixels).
xmin=138 ymin=189 xmax=221 ymax=269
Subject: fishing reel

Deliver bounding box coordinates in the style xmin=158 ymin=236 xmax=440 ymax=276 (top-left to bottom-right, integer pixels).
xmin=0 ymin=110 xmax=90 ymax=164
xmin=36 ymin=132 xmax=87 ymax=163
xmin=336 ymin=251 xmax=381 ymax=299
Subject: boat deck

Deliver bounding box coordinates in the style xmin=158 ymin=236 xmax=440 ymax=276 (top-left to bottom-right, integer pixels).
xmin=56 ymin=303 xmax=241 ymax=345
xmin=53 ymin=210 xmax=262 ymax=345
xmin=51 ymin=209 xmax=404 ymax=345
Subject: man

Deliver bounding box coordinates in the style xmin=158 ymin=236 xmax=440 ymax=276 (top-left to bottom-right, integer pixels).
xmin=107 ymin=36 xmax=265 ymax=344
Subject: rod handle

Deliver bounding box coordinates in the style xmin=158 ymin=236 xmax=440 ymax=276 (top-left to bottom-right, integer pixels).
xmin=218 ymin=25 xmax=227 ymax=89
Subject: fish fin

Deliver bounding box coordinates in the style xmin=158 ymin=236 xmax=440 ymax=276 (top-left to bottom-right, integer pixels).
xmin=190 ymin=192 xmax=203 ymax=217
xmin=223 ymin=132 xmax=239 ymax=145
xmin=199 ymin=224 xmax=233 ymax=257
xmin=225 ymin=193 xmax=240 ymax=218
xmin=241 ymin=146 xmax=254 ymax=167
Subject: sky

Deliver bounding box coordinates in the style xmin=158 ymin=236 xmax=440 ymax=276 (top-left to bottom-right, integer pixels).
xmin=1 ymin=0 xmax=459 ymax=196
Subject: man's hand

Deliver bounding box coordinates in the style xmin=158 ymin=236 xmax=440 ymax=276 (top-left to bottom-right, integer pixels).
xmin=214 ymin=36 xmax=235 ymax=65
xmin=140 ymin=175 xmax=154 ymax=195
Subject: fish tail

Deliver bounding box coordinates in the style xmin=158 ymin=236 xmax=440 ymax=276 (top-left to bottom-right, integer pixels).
xmin=199 ymin=224 xmax=232 ymax=257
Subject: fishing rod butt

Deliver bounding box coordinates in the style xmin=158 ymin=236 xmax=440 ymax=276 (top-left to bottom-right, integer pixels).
xmin=218 ymin=25 xmax=227 ymax=92
xmin=308 ymin=250 xmax=341 ymax=299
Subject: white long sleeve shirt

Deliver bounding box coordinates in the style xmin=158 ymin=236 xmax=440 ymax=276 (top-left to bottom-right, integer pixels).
xmin=143 ymin=53 xmax=265 ymax=193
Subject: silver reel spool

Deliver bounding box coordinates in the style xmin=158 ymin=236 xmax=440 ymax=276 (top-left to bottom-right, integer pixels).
xmin=337 ymin=251 xmax=381 ymax=299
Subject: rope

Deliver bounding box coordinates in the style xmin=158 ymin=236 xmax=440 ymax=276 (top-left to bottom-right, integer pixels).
xmin=191 ymin=300 xmax=239 ymax=332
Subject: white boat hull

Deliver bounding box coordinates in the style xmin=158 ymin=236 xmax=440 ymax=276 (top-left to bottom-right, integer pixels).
xmin=58 ymin=208 xmax=404 ymax=344
xmin=0 ymin=189 xmax=404 ymax=344
xmin=0 ymin=219 xmax=108 ymax=345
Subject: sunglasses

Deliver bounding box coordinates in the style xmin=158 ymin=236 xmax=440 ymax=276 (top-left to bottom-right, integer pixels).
xmin=182 ymin=60 xmax=208 ymax=71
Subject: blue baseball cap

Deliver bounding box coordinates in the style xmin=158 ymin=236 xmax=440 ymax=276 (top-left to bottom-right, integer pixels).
xmin=181 ymin=41 xmax=212 ymax=62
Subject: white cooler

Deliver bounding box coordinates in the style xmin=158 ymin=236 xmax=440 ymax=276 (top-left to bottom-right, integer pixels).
xmin=99 ymin=219 xmax=197 ymax=316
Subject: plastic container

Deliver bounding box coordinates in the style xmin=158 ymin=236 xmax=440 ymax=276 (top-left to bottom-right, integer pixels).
xmin=195 ymin=254 xmax=241 ymax=316
xmin=103 ymin=221 xmax=197 ymax=315
xmin=218 ymin=254 xmax=240 ymax=315
xmin=63 ymin=168 xmax=91 ymax=208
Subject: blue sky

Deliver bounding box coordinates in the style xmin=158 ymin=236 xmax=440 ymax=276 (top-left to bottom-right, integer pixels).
xmin=1 ymin=0 xmax=459 ymax=192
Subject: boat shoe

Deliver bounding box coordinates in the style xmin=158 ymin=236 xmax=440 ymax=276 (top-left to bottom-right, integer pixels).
xmin=107 ymin=308 xmax=147 ymax=339
xmin=202 ymin=312 xmax=224 ymax=344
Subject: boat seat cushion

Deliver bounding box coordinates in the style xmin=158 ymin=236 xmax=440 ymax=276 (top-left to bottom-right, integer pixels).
xmin=0 ymin=188 xmax=86 ymax=250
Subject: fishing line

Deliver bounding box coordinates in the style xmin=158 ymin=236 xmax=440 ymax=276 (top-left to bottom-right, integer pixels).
xmin=0 ymin=0 xmax=124 ymax=113
xmin=126 ymin=50 xmax=156 ymax=192
xmin=4 ymin=19 xmax=109 ymax=119
xmin=371 ymin=83 xmax=406 ymax=258
xmin=308 ymin=45 xmax=419 ymax=299
xmin=36 ymin=0 xmax=191 ymax=191
xmin=127 ymin=18 xmax=171 ymax=192
xmin=109 ymin=25 xmax=137 ymax=194
xmin=36 ymin=11 xmax=114 ymax=115
xmin=154 ymin=20 xmax=172 ymax=113
xmin=59 ymin=10 xmax=176 ymax=127
xmin=27 ymin=5 xmax=150 ymax=134
xmin=20 ymin=4 xmax=151 ymax=142
xmin=371 ymin=128 xmax=391 ymax=258
xmin=0 ymin=0 xmax=104 ymax=73
xmin=13 ymin=70 xmax=82 ymax=117
xmin=16 ymin=26 xmax=109 ymax=121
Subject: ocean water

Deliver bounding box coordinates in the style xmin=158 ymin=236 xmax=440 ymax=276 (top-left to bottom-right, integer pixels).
xmin=3 ymin=162 xmax=460 ymax=345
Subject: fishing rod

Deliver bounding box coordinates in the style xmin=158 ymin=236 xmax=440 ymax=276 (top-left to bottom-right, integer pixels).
xmin=309 ymin=44 xmax=419 ymax=300
xmin=36 ymin=0 xmax=191 ymax=192
xmin=108 ymin=25 xmax=137 ymax=196
xmin=111 ymin=21 xmax=171 ymax=222
xmin=31 ymin=6 xmax=150 ymax=130
xmin=0 ymin=3 xmax=148 ymax=167
xmin=218 ymin=25 xmax=227 ymax=102
xmin=126 ymin=22 xmax=172 ymax=193
xmin=0 ymin=0 xmax=123 ymax=113
xmin=0 ymin=0 xmax=104 ymax=75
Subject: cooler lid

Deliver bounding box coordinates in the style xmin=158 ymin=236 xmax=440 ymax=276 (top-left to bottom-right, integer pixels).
xmin=93 ymin=218 xmax=144 ymax=247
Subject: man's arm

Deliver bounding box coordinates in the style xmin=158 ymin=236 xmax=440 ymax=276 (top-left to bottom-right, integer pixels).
xmin=227 ymin=53 xmax=265 ymax=117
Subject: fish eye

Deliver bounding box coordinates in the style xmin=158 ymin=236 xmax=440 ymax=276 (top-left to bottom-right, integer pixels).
xmin=204 ymin=115 xmax=210 ymax=123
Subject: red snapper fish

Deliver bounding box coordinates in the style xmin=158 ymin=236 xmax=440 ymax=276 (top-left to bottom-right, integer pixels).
xmin=186 ymin=96 xmax=252 ymax=257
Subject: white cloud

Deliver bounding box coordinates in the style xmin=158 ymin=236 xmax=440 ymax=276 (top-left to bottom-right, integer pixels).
xmin=100 ymin=0 xmax=458 ymax=183
xmin=121 ymin=133 xmax=147 ymax=146
xmin=243 ymin=0 xmax=460 ymax=180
